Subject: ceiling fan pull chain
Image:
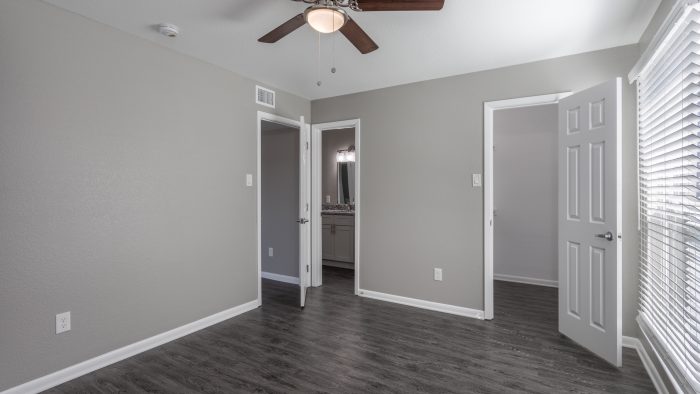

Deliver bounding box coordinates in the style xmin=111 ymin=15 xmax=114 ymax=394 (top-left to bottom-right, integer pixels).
xmin=316 ymin=31 xmax=322 ymax=86
xmin=331 ymin=9 xmax=337 ymax=74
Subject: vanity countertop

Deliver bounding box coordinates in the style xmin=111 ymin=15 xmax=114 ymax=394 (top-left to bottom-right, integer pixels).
xmin=321 ymin=210 xmax=355 ymax=216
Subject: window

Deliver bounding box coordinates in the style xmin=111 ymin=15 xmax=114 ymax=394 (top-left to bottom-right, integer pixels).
xmin=638 ymin=4 xmax=700 ymax=392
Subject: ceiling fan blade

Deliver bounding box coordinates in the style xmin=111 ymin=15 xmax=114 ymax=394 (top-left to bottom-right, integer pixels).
xmin=339 ymin=17 xmax=378 ymax=54
xmin=258 ymin=13 xmax=306 ymax=43
xmin=356 ymin=0 xmax=444 ymax=11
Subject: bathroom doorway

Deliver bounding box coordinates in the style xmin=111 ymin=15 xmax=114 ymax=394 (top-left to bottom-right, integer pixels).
xmin=311 ymin=119 xmax=361 ymax=294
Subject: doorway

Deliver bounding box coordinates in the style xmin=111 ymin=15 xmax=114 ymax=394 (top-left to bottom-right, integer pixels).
xmin=257 ymin=112 xmax=311 ymax=308
xmin=483 ymin=80 xmax=623 ymax=367
xmin=483 ymin=92 xmax=571 ymax=320
xmin=311 ymin=119 xmax=361 ymax=295
xmin=493 ymin=104 xmax=559 ymax=289
xmin=260 ymin=120 xmax=300 ymax=291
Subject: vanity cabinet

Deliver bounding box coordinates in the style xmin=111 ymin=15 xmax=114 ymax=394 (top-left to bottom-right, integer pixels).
xmin=321 ymin=223 xmax=335 ymax=260
xmin=321 ymin=215 xmax=355 ymax=264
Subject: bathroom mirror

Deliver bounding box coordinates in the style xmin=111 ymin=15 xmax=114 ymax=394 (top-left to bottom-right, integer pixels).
xmin=337 ymin=162 xmax=355 ymax=204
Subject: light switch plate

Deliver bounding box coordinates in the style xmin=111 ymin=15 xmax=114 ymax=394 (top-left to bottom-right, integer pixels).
xmin=472 ymin=174 xmax=482 ymax=187
xmin=246 ymin=174 xmax=253 ymax=187
xmin=56 ymin=311 xmax=71 ymax=334
xmin=268 ymin=247 xmax=273 ymax=257
xmin=434 ymin=268 xmax=443 ymax=281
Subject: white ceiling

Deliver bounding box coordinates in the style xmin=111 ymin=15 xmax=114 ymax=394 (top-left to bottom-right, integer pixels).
xmin=43 ymin=0 xmax=660 ymax=100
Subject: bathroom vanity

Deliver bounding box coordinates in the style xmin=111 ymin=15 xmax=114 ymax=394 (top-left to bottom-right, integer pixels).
xmin=321 ymin=206 xmax=355 ymax=269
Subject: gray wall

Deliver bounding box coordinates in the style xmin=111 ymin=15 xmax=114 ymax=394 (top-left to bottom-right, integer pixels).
xmin=261 ymin=124 xmax=300 ymax=278
xmin=0 ymin=0 xmax=309 ymax=390
xmin=312 ymin=44 xmax=641 ymax=337
xmin=638 ymin=0 xmax=673 ymax=54
xmin=322 ymin=128 xmax=356 ymax=203
xmin=493 ymin=105 xmax=558 ymax=284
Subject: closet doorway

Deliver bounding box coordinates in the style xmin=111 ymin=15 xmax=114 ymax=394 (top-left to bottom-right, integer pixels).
xmin=493 ymin=103 xmax=559 ymax=289
xmin=483 ymin=93 xmax=570 ymax=320
xmin=257 ymin=112 xmax=311 ymax=308
xmin=483 ymin=81 xmax=624 ymax=366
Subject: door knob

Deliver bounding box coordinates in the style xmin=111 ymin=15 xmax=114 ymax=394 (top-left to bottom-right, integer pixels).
xmin=595 ymin=231 xmax=614 ymax=241
xmin=297 ymin=218 xmax=309 ymax=224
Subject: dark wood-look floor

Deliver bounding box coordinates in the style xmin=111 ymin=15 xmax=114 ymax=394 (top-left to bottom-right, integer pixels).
xmin=47 ymin=268 xmax=655 ymax=393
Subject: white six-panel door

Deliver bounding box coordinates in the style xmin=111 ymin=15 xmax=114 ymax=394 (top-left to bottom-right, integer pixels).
xmin=299 ymin=117 xmax=311 ymax=308
xmin=558 ymin=78 xmax=622 ymax=366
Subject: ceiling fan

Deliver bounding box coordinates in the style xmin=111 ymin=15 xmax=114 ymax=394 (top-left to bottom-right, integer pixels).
xmin=258 ymin=0 xmax=445 ymax=54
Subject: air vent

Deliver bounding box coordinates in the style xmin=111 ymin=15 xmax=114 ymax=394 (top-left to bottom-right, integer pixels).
xmin=255 ymin=85 xmax=275 ymax=108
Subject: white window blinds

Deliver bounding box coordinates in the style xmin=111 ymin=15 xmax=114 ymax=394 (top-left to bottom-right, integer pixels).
xmin=638 ymin=4 xmax=700 ymax=392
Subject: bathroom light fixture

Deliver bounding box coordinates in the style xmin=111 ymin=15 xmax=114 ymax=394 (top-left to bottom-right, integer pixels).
xmin=304 ymin=5 xmax=348 ymax=34
xmin=336 ymin=146 xmax=355 ymax=163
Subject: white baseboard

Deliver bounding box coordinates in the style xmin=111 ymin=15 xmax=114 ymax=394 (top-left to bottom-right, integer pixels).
xmin=261 ymin=271 xmax=299 ymax=285
xmin=494 ymin=273 xmax=558 ymax=288
xmin=622 ymin=336 xmax=668 ymax=394
xmin=358 ymin=289 xmax=484 ymax=320
xmin=3 ymin=299 xmax=260 ymax=394
xmin=622 ymin=335 xmax=638 ymax=349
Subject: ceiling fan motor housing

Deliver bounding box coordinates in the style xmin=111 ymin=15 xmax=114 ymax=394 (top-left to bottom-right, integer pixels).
xmin=259 ymin=0 xmax=443 ymax=54
xmin=304 ymin=5 xmax=349 ymax=33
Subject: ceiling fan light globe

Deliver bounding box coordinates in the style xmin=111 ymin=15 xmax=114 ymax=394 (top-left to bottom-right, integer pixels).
xmin=305 ymin=6 xmax=347 ymax=34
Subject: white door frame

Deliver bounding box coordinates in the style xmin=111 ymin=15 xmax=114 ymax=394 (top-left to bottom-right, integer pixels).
xmin=311 ymin=119 xmax=361 ymax=295
xmin=257 ymin=111 xmax=303 ymax=304
xmin=483 ymin=93 xmax=570 ymax=320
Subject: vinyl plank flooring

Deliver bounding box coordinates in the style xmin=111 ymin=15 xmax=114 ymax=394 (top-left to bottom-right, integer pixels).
xmin=46 ymin=268 xmax=655 ymax=393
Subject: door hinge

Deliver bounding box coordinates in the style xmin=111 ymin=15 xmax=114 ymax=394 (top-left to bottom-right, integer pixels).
xmin=306 ymin=203 xmax=309 ymax=212
xmin=306 ymin=265 xmax=309 ymax=272
xmin=305 ymin=141 xmax=309 ymax=150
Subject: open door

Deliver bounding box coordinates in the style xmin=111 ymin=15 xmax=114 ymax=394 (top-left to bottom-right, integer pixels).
xmin=299 ymin=116 xmax=311 ymax=308
xmin=558 ymin=78 xmax=622 ymax=366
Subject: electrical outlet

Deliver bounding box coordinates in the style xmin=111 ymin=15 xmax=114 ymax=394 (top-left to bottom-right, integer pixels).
xmin=56 ymin=311 xmax=71 ymax=334
xmin=472 ymin=174 xmax=482 ymax=187
xmin=268 ymin=247 xmax=274 ymax=257
xmin=325 ymin=195 xmax=331 ymax=203
xmin=246 ymin=174 xmax=253 ymax=187
xmin=434 ymin=268 xmax=443 ymax=281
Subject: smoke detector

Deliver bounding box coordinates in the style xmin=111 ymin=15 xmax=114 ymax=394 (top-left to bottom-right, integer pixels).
xmin=158 ymin=23 xmax=179 ymax=38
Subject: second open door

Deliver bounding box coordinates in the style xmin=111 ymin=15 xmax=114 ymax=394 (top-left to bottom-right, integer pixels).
xmin=558 ymin=78 xmax=622 ymax=366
